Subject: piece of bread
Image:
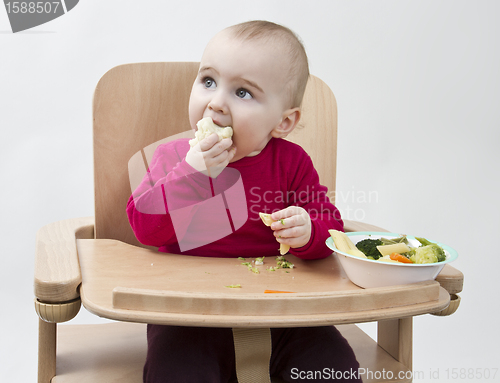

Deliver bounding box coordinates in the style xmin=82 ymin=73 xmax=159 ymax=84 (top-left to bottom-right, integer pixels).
xmin=189 ymin=117 xmax=233 ymax=147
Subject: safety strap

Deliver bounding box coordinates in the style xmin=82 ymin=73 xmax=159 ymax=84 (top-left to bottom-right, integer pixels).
xmin=232 ymin=328 xmax=272 ymax=383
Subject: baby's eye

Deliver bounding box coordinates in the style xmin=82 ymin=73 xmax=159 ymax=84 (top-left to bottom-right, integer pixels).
xmin=236 ymin=88 xmax=252 ymax=99
xmin=203 ymin=77 xmax=216 ymax=89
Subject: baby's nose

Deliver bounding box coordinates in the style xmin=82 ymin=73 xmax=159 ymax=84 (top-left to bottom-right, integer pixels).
xmin=208 ymin=93 xmax=228 ymax=114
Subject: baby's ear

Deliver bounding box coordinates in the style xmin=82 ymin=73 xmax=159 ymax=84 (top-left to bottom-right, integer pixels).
xmin=271 ymin=108 xmax=301 ymax=139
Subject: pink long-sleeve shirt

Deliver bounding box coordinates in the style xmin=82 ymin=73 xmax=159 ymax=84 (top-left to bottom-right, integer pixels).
xmin=126 ymin=137 xmax=343 ymax=259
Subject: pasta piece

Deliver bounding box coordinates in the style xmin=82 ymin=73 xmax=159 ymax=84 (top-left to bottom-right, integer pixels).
xmin=329 ymin=230 xmax=367 ymax=258
xmin=376 ymin=243 xmax=411 ymax=256
xmin=259 ymin=212 xmax=290 ymax=255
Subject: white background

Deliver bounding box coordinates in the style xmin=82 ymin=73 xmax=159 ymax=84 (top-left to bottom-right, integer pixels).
xmin=1 ymin=1 xmax=499 ymax=382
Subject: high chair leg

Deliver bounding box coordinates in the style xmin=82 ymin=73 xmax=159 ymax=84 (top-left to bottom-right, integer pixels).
xmin=377 ymin=318 xmax=413 ymax=372
xmin=38 ymin=319 xmax=56 ymax=383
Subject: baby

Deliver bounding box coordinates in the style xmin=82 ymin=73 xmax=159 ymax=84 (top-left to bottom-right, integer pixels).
xmin=127 ymin=20 xmax=361 ymax=383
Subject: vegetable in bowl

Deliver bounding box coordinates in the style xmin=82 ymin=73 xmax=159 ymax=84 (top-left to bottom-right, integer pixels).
xmin=355 ymin=238 xmax=383 ymax=260
xmin=350 ymin=235 xmax=446 ymax=264
xmin=325 ymin=231 xmax=458 ymax=288
xmin=410 ymin=239 xmax=446 ymax=264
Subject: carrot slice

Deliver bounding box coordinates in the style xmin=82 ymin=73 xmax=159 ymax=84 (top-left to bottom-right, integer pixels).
xmin=390 ymin=253 xmax=413 ymax=263
xmin=264 ymin=290 xmax=295 ymax=293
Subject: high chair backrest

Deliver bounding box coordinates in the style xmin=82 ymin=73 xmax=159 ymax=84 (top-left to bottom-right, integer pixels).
xmin=93 ymin=62 xmax=338 ymax=247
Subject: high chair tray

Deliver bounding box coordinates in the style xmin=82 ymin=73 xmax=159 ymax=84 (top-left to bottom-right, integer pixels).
xmin=77 ymin=239 xmax=450 ymax=327
xmin=77 ymin=239 xmax=449 ymax=327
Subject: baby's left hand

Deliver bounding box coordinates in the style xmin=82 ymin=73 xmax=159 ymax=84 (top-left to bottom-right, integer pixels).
xmin=270 ymin=206 xmax=311 ymax=249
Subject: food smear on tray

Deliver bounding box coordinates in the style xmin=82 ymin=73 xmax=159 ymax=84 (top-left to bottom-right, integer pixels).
xmin=328 ymin=230 xmax=447 ymax=264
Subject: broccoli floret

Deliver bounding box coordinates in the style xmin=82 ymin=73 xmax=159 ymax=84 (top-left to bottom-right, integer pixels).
xmin=355 ymin=238 xmax=383 ymax=260
xmin=410 ymin=244 xmax=446 ymax=264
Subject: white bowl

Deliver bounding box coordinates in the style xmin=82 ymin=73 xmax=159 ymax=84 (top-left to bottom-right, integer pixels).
xmin=326 ymin=232 xmax=458 ymax=288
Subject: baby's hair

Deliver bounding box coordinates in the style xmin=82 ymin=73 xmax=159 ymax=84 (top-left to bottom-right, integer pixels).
xmin=226 ymin=20 xmax=310 ymax=108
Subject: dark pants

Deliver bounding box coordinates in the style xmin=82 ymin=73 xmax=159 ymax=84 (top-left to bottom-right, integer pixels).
xmin=143 ymin=324 xmax=362 ymax=383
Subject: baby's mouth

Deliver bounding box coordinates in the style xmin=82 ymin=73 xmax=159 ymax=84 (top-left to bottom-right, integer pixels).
xmin=212 ymin=119 xmax=227 ymax=128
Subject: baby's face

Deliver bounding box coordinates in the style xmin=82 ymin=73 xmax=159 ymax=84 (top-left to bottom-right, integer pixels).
xmin=189 ymin=31 xmax=292 ymax=162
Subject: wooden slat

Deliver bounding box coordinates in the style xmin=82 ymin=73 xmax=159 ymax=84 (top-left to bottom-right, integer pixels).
xmin=339 ymin=324 xmax=412 ymax=383
xmin=112 ymin=282 xmax=439 ymax=316
xmin=112 ymin=283 xmax=439 ymax=317
xmin=378 ymin=318 xmax=413 ymax=372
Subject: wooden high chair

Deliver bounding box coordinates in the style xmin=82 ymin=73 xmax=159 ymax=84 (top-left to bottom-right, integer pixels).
xmin=34 ymin=62 xmax=463 ymax=383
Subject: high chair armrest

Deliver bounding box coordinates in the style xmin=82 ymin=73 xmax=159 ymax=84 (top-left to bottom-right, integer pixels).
xmin=34 ymin=217 xmax=95 ymax=303
xmin=435 ymin=264 xmax=463 ymax=295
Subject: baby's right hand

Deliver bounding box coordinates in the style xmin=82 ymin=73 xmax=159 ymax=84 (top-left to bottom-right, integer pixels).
xmin=185 ymin=133 xmax=236 ymax=178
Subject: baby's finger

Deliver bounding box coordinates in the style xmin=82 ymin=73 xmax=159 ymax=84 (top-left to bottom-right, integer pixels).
xmin=276 ymin=234 xmax=309 ymax=248
xmin=271 ymin=217 xmax=290 ymax=231
xmin=270 ymin=214 xmax=304 ymax=231
xmin=274 ymin=225 xmax=304 ymax=239
xmin=227 ymin=145 xmax=237 ymax=162
xmin=198 ymin=133 xmax=220 ymax=151
xmin=271 ymin=206 xmax=304 ymax=221
xmin=204 ymin=144 xmax=237 ymax=178
xmin=204 ymin=141 xmax=233 ymax=165
xmin=207 ymin=148 xmax=231 ymax=168
xmin=204 ymin=137 xmax=233 ymax=158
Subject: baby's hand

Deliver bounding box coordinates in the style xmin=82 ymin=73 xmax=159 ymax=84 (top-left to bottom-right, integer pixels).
xmin=270 ymin=206 xmax=311 ymax=249
xmin=185 ymin=133 xmax=236 ymax=178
